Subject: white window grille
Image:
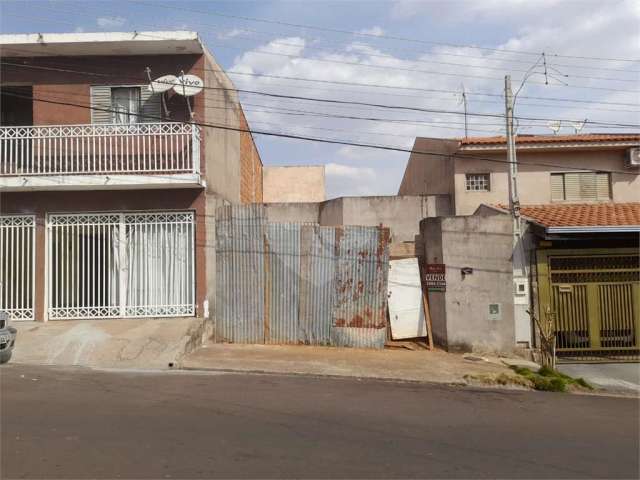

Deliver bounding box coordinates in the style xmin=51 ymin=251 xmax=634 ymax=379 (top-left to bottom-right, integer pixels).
xmin=465 ymin=173 xmax=491 ymax=192
xmin=0 ymin=215 xmax=36 ymax=320
xmin=47 ymin=211 xmax=195 ymax=320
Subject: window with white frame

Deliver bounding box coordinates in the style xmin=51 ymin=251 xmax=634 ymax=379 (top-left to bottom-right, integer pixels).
xmin=465 ymin=173 xmax=490 ymax=192
xmin=90 ymin=85 xmax=161 ymax=124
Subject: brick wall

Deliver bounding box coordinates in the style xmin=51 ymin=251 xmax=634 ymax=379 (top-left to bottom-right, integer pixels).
xmin=239 ymin=110 xmax=263 ymax=203
xmin=1 ymin=54 xmax=204 ymax=126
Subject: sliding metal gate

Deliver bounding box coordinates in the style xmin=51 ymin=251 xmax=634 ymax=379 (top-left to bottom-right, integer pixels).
xmin=537 ymin=248 xmax=640 ymax=361
xmin=0 ymin=215 xmax=36 ymax=320
xmin=47 ymin=211 xmax=195 ymax=320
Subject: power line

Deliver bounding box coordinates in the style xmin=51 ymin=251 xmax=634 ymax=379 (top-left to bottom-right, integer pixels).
xmin=3 ymin=90 xmax=638 ymax=177
xmin=17 ymin=85 xmax=634 ymax=135
xmin=3 ymin=13 xmax=639 ymax=96
xmin=128 ymin=0 xmax=640 ymax=64
xmin=15 ymin=4 xmax=640 ymax=82
xmin=4 ymin=44 xmax=639 ymax=109
xmin=3 ymin=61 xmax=639 ymax=128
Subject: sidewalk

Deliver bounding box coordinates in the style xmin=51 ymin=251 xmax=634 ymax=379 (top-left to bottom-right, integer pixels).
xmin=182 ymin=342 xmax=527 ymax=387
xmin=11 ymin=318 xmax=209 ymax=370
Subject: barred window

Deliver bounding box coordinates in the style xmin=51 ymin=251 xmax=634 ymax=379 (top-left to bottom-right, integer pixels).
xmin=465 ymin=173 xmax=490 ymax=192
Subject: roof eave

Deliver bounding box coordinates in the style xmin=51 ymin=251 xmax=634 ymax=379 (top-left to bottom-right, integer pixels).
xmin=459 ymin=141 xmax=639 ymax=152
xmin=546 ymin=225 xmax=640 ymax=234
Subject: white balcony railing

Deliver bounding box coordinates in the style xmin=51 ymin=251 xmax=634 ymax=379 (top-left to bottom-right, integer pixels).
xmin=0 ymin=123 xmax=200 ymax=177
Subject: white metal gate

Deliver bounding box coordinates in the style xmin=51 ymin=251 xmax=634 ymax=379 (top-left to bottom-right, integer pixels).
xmin=0 ymin=215 xmax=36 ymax=320
xmin=47 ymin=211 xmax=195 ymax=320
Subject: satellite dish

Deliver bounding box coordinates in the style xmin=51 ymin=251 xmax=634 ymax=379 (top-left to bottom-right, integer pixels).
xmin=547 ymin=121 xmax=562 ymax=135
xmin=148 ymin=74 xmax=178 ymax=93
xmin=173 ymin=74 xmax=204 ymax=97
xmin=572 ymin=119 xmax=586 ymax=134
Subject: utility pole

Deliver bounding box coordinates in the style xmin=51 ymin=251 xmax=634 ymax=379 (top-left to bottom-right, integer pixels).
xmin=504 ymin=75 xmax=521 ymax=246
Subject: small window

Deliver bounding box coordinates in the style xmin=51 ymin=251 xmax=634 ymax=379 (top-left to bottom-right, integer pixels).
xmin=550 ymin=172 xmax=611 ymax=202
xmin=465 ymin=173 xmax=490 ymax=192
xmin=111 ymin=87 xmax=140 ymax=124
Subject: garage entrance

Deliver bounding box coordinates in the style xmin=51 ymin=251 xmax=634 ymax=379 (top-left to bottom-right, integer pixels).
xmin=537 ymin=248 xmax=640 ymax=361
xmin=46 ymin=211 xmax=195 ymax=320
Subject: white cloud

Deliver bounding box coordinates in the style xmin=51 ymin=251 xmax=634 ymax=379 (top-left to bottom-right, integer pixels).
xmin=74 ymin=26 xmax=84 ymax=33
xmin=217 ymin=28 xmax=247 ymax=41
xmin=231 ymin=1 xmax=639 ymax=197
xmin=96 ymin=16 xmax=126 ymax=28
xmin=357 ymin=26 xmax=385 ymax=37
xmin=325 ymin=162 xmax=375 ymax=180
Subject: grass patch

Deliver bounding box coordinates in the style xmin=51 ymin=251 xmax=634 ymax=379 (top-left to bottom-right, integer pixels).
xmin=463 ymin=372 xmax=532 ymax=389
xmin=509 ymin=365 xmax=593 ymax=392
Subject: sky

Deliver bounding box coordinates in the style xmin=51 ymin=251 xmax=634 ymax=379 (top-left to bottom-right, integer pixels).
xmin=1 ymin=0 xmax=639 ymax=198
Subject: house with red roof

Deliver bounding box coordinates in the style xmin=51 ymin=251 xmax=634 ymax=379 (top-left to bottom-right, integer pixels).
xmin=407 ymin=134 xmax=639 ymax=361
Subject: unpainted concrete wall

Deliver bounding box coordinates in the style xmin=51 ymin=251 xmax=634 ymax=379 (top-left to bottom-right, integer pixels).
xmin=422 ymin=215 xmax=515 ymax=354
xmin=264 ymin=195 xmax=451 ymax=247
xmin=340 ymin=195 xmax=451 ymax=243
xmin=265 ymin=202 xmax=321 ymax=223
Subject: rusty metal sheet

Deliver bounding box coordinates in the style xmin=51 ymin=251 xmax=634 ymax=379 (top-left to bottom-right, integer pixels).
xmin=333 ymin=226 xmax=390 ymax=331
xmin=215 ymin=206 xmax=390 ymax=349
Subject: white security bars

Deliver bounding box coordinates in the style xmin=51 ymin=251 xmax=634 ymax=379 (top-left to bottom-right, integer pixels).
xmin=0 ymin=216 xmax=36 ymax=320
xmin=47 ymin=211 xmax=195 ymax=320
xmin=0 ymin=123 xmax=200 ymax=176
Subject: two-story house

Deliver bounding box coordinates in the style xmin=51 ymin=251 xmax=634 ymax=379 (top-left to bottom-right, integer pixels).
xmin=399 ymin=134 xmax=640 ymax=214
xmin=0 ymin=31 xmax=263 ymax=323
xmin=402 ymin=134 xmax=640 ymax=359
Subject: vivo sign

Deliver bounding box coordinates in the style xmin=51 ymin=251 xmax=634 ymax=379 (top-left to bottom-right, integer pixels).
xmin=148 ymin=74 xmax=204 ymax=96
xmin=173 ymin=74 xmax=204 ymax=96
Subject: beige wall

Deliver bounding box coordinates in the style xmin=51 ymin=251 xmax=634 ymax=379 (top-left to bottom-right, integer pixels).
xmin=202 ymin=48 xmax=242 ymax=204
xmin=454 ymin=148 xmax=640 ymax=215
xmin=399 ymin=138 xmax=640 ymax=216
xmin=263 ymin=166 xmax=325 ymax=203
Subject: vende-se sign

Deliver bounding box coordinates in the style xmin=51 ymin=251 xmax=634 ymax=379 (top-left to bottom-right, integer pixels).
xmin=424 ymin=264 xmax=446 ymax=292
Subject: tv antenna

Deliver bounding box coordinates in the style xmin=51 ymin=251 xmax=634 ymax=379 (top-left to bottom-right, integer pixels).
xmin=458 ymin=83 xmax=469 ymax=138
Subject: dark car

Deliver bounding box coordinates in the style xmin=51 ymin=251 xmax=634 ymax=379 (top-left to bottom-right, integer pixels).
xmin=0 ymin=312 xmax=17 ymax=364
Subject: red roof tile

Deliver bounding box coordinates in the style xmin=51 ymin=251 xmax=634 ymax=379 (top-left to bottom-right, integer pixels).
xmin=461 ymin=133 xmax=640 ymax=146
xmin=494 ymin=203 xmax=640 ymax=228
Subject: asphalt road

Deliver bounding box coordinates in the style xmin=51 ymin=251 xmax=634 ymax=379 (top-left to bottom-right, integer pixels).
xmin=1 ymin=365 xmax=638 ymax=479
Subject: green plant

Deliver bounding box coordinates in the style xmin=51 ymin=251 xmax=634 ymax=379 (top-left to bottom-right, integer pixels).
xmin=508 ymin=365 xmax=593 ymax=392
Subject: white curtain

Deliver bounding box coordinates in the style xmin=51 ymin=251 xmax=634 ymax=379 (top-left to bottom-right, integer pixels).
xmin=109 ymin=226 xmax=123 ymax=309
xmin=111 ymin=87 xmax=140 ymax=124
xmin=124 ymin=222 xmax=192 ymax=313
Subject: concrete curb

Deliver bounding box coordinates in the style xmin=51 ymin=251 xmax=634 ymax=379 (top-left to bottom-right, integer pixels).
xmin=179 ymin=364 xmax=517 ymax=390
xmin=179 ymin=364 xmax=638 ymax=398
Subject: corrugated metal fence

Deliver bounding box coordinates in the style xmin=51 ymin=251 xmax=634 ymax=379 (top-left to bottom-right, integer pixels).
xmin=216 ymin=205 xmax=390 ymax=348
